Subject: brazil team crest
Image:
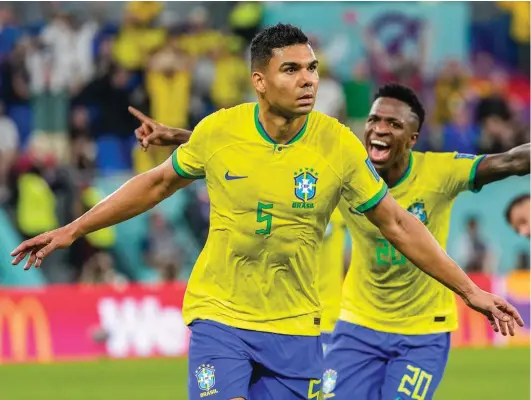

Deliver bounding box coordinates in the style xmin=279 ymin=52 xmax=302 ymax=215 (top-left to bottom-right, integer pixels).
xmin=293 ymin=168 xmax=319 ymax=209
xmin=322 ymin=369 xmax=338 ymax=394
xmin=294 ymin=168 xmax=318 ymax=201
xmin=407 ymin=199 xmax=428 ymax=225
xmin=195 ymin=364 xmax=217 ymax=394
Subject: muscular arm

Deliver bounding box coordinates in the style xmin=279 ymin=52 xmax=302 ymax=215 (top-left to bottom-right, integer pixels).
xmin=164 ymin=127 xmax=192 ymax=146
xmin=70 ymin=158 xmax=191 ymax=239
xmin=474 ymin=143 xmax=530 ymax=189
xmin=365 ymin=194 xmax=478 ymax=299
xmin=363 ymin=194 xmax=525 ymax=335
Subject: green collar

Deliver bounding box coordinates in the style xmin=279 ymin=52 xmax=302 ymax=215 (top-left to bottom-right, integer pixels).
xmin=392 ymin=152 xmax=414 ymax=188
xmin=254 ymin=104 xmax=308 ymax=145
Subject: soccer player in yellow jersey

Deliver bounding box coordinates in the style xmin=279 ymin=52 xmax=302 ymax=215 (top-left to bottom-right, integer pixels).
xmin=319 ymin=209 xmax=348 ymax=350
xmin=12 ymin=26 xmax=524 ymax=400
xmin=321 ymin=83 xmax=530 ymax=400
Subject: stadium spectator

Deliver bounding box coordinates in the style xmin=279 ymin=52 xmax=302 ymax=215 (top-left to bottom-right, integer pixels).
xmin=456 ymin=216 xmax=496 ymax=273
xmin=313 ymin=60 xmax=347 ymax=122
xmin=0 ymin=100 xmax=18 ymax=203
xmin=505 ymin=194 xmax=530 ymax=238
xmin=142 ymin=212 xmax=182 ymax=282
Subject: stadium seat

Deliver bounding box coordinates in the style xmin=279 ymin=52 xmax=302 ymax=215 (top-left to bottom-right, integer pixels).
xmin=96 ymin=135 xmax=133 ymax=174
xmin=8 ymin=105 xmax=32 ymax=149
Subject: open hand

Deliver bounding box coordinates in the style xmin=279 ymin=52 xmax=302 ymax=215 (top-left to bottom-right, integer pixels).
xmin=464 ymin=289 xmax=525 ymax=336
xmin=11 ymin=227 xmax=76 ymax=270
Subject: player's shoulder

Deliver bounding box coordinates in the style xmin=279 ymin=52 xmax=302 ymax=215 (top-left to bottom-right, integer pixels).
xmin=307 ymin=111 xmax=358 ymax=148
xmin=418 ymin=151 xmax=479 ymax=166
xmin=203 ymin=103 xmax=256 ymax=125
xmin=308 ymin=110 xmax=345 ymax=134
xmin=410 ymin=151 xmax=454 ymax=178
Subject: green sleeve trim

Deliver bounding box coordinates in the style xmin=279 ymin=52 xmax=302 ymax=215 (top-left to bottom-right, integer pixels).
xmin=172 ymin=151 xmax=205 ymax=180
xmin=468 ymin=155 xmax=486 ymax=193
xmin=355 ymin=183 xmax=388 ymax=213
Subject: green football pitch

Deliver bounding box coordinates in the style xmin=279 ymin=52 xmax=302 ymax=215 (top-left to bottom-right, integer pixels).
xmin=1 ymin=348 xmax=528 ymax=399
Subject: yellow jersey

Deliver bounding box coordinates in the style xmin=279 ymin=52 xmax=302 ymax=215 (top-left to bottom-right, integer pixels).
xmin=173 ymin=103 xmax=387 ymax=336
xmin=339 ymin=151 xmax=485 ymax=335
xmin=319 ymin=209 xmax=347 ymax=333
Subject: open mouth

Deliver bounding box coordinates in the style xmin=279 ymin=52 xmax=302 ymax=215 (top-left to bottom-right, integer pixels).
xmin=369 ymin=139 xmax=392 ymax=163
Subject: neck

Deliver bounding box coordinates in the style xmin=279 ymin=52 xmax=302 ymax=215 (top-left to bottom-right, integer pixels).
xmin=258 ymin=102 xmax=307 ymax=144
xmin=376 ymin=151 xmax=411 ymax=188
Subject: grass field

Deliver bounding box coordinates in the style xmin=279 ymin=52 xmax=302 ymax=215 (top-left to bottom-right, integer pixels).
xmin=1 ymin=348 xmax=528 ymax=399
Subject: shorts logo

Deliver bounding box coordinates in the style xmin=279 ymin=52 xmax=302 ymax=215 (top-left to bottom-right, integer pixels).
xmin=407 ymin=199 xmax=428 ymax=225
xmin=195 ymin=364 xmax=218 ymax=397
xmin=293 ymin=168 xmax=318 ymax=208
xmin=322 ymin=369 xmax=338 ymax=394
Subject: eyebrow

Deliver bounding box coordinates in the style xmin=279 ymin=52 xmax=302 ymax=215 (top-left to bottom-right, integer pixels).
xmin=279 ymin=60 xmax=319 ymax=69
xmin=367 ymin=114 xmax=405 ymax=124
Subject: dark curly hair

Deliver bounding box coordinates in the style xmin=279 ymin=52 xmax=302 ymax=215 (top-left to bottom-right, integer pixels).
xmin=250 ymin=23 xmax=309 ymax=70
xmin=374 ymin=83 xmax=425 ymax=131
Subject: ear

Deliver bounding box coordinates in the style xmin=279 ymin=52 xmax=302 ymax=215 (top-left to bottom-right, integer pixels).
xmin=252 ymin=71 xmax=266 ymax=94
xmin=409 ymin=132 xmax=419 ymax=148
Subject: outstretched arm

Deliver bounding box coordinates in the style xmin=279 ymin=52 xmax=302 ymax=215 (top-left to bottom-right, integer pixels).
xmin=365 ymin=193 xmax=524 ymax=336
xmin=11 ymin=158 xmax=192 ymax=269
xmin=474 ymin=143 xmax=530 ymax=189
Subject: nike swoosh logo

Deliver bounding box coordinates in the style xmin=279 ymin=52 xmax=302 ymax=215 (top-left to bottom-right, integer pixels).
xmin=225 ymin=171 xmax=248 ymax=180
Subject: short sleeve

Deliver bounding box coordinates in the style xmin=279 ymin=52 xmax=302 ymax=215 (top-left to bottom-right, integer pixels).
xmin=172 ymin=114 xmax=215 ymax=179
xmin=340 ymin=127 xmax=388 ymax=213
xmin=435 ymin=152 xmax=486 ymax=196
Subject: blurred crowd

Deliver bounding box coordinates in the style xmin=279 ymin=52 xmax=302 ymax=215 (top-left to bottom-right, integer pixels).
xmin=0 ymin=2 xmax=528 ymax=286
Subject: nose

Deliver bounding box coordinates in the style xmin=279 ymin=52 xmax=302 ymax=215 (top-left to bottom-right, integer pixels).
xmin=299 ymin=70 xmax=315 ymax=88
xmin=372 ymin=121 xmax=389 ymax=135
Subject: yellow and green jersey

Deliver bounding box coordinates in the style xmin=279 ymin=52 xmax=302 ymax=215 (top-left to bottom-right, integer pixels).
xmin=319 ymin=209 xmax=348 ymax=333
xmin=339 ymin=151 xmax=485 ymax=335
xmin=173 ymin=103 xmax=387 ymax=336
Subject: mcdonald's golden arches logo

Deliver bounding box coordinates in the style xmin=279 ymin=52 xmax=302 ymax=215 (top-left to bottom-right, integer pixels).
xmin=0 ymin=297 xmax=53 ymax=363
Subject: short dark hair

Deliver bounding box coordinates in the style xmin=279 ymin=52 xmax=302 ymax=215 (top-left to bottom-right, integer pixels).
xmin=505 ymin=194 xmax=530 ymax=222
xmin=250 ymin=23 xmax=309 ymax=70
xmin=374 ymin=83 xmax=425 ymax=132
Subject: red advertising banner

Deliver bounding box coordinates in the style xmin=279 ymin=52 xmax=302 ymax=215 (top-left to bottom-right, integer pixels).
xmin=452 ymin=272 xmax=529 ymax=348
xmin=1 ymin=273 xmax=528 ymax=364
xmin=0 ymin=282 xmax=190 ymax=364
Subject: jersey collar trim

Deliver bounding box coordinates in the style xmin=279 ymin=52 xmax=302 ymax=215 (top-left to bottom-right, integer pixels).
xmin=254 ymin=104 xmax=309 ymax=145
xmin=393 ymin=152 xmax=414 ymax=188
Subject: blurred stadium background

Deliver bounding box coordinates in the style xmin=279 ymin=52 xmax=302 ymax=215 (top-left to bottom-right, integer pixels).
xmin=0 ymin=1 xmax=529 ymax=399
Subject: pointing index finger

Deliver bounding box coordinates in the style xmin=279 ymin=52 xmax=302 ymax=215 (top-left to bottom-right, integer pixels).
xmin=128 ymin=106 xmax=155 ymax=127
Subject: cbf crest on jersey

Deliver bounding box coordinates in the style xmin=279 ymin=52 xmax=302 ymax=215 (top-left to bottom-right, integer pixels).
xmin=195 ymin=364 xmax=218 ymax=396
xmin=407 ymin=199 xmax=428 ymax=225
xmin=293 ymin=168 xmax=318 ymax=209
xmin=322 ymin=369 xmax=338 ymax=394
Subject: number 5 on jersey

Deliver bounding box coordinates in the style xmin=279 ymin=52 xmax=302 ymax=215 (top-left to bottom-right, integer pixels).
xmin=256 ymin=202 xmax=273 ymax=235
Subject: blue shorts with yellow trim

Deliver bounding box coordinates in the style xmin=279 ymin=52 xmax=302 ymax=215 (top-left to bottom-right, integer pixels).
xmin=322 ymin=321 xmax=450 ymax=400
xmin=188 ymin=320 xmax=323 ymax=399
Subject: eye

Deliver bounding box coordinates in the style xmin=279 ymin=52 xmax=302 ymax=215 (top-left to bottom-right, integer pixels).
xmin=308 ymin=65 xmax=317 ymax=72
xmin=390 ymin=122 xmax=401 ymax=129
xmin=286 ymin=67 xmax=295 ymax=74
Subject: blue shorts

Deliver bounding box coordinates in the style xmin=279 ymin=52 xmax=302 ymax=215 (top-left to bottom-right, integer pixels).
xmin=188 ymin=320 xmax=323 ymax=400
xmin=322 ymin=321 xmax=451 ymax=400
xmin=320 ymin=331 xmax=333 ymax=354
